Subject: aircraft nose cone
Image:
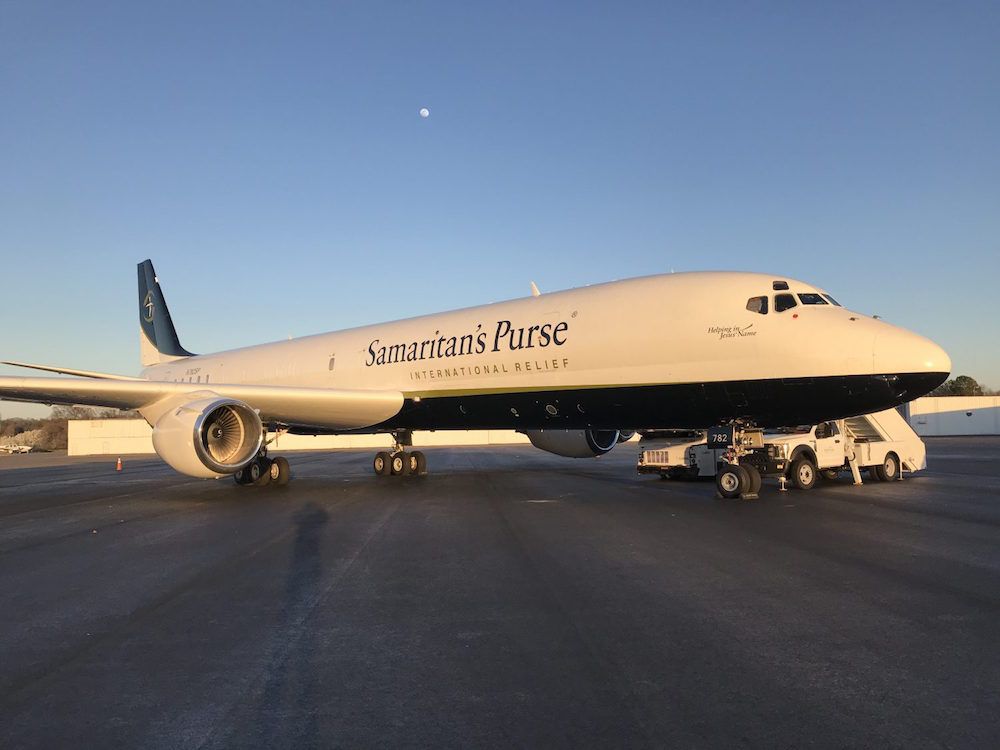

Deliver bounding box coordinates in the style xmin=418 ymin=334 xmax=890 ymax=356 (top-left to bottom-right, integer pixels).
xmin=873 ymin=327 xmax=951 ymax=391
xmin=925 ymin=339 xmax=951 ymax=377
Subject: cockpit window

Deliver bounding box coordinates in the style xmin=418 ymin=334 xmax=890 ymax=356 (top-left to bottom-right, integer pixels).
xmin=797 ymin=293 xmax=829 ymax=305
xmin=746 ymin=296 xmax=768 ymax=314
xmin=822 ymin=294 xmax=841 ymax=306
xmin=774 ymin=293 xmax=797 ymax=312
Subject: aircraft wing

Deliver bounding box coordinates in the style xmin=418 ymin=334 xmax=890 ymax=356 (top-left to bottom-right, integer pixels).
xmin=1 ymin=360 xmax=145 ymax=381
xmin=0 ymin=376 xmax=404 ymax=431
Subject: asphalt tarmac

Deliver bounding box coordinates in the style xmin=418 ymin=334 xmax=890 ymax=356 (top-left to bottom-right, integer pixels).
xmin=1 ymin=438 xmax=998 ymax=749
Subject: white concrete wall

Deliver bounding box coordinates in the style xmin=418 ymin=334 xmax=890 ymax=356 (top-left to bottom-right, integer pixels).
xmin=68 ymin=420 xmax=532 ymax=456
xmin=68 ymin=419 xmax=156 ymax=456
xmin=907 ymin=396 xmax=1000 ymax=436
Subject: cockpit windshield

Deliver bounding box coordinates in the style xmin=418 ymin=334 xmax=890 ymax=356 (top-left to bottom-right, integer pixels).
xmin=797 ymin=293 xmax=829 ymax=306
xmin=774 ymin=293 xmax=797 ymax=312
xmin=822 ymin=294 xmax=841 ymax=306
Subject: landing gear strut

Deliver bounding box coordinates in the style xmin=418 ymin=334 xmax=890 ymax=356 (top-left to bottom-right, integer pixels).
xmin=373 ymin=432 xmax=427 ymax=478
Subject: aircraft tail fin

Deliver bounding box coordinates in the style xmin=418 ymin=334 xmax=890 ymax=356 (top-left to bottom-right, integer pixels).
xmin=138 ymin=260 xmax=195 ymax=367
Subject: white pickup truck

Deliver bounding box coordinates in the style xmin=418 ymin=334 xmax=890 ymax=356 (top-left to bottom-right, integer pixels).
xmin=768 ymin=408 xmax=926 ymax=489
xmin=638 ymin=408 xmax=926 ymax=491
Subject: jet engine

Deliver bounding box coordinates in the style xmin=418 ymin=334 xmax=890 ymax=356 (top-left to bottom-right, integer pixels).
xmin=525 ymin=429 xmax=620 ymax=458
xmin=151 ymin=397 xmax=263 ymax=478
xmin=617 ymin=430 xmax=636 ymax=442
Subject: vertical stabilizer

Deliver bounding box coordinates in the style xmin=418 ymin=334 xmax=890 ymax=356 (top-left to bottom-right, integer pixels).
xmin=138 ymin=260 xmax=195 ymax=366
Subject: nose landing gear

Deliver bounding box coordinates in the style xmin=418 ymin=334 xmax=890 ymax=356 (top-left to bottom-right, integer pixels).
xmin=711 ymin=422 xmax=769 ymax=500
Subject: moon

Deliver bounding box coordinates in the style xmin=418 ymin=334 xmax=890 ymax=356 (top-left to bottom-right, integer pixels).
xmin=419 ymin=107 xmax=430 ymax=118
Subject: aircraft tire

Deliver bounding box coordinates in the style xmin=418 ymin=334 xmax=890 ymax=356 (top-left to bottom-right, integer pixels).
xmin=374 ymin=451 xmax=392 ymax=476
xmin=390 ymin=452 xmax=406 ymax=476
xmin=406 ymin=452 xmax=426 ymax=475
xmin=233 ymin=466 xmax=253 ymax=486
xmin=742 ymin=464 xmax=762 ymax=494
xmin=716 ymin=464 xmax=747 ymax=499
xmin=251 ymin=458 xmax=271 ymax=486
xmin=270 ymin=456 xmax=291 ymax=486
xmin=789 ymin=457 xmax=817 ymax=490
xmin=413 ymin=451 xmax=427 ymax=475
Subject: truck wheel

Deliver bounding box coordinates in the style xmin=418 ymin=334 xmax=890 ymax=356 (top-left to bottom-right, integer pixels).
xmin=878 ymin=452 xmax=899 ymax=481
xmin=789 ymin=458 xmax=817 ymax=490
xmin=821 ymin=469 xmax=839 ymax=481
xmin=716 ymin=465 xmax=748 ymax=499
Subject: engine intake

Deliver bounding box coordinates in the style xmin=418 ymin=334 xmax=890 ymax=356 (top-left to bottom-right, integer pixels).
xmin=525 ymin=428 xmax=620 ymax=458
xmin=152 ymin=397 xmax=263 ymax=478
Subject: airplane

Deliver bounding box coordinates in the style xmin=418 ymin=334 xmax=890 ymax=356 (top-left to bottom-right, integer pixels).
xmin=0 ymin=444 xmax=33 ymax=454
xmin=0 ymin=260 xmax=949 ymax=491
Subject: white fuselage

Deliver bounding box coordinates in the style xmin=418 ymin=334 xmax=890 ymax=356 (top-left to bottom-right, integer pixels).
xmin=142 ymin=272 xmax=946 ymax=404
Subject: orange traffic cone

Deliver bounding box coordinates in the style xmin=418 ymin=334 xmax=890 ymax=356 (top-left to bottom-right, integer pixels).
xmin=116 ymin=457 xmax=123 ymax=472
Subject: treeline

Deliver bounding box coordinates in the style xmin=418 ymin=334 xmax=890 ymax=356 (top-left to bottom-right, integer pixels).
xmin=0 ymin=406 xmax=140 ymax=451
xmin=929 ymin=375 xmax=999 ymax=397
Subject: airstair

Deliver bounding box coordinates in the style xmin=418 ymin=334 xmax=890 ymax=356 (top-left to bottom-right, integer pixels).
xmin=843 ymin=408 xmax=926 ymax=473
xmin=844 ymin=415 xmax=884 ymax=442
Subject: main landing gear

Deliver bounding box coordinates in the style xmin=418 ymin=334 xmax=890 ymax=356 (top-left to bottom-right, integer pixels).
xmin=234 ymin=430 xmax=291 ymax=488
xmin=234 ymin=453 xmax=291 ymax=487
xmin=373 ymin=432 xmax=428 ymax=477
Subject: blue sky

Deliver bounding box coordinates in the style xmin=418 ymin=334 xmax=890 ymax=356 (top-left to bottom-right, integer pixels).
xmin=2 ymin=1 xmax=998 ymax=418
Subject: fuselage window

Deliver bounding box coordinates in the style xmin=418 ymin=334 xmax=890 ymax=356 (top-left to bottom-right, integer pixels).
xmin=774 ymin=293 xmax=797 ymax=312
xmin=746 ymin=296 xmax=768 ymax=314
xmin=328 ymin=356 xmax=336 ymax=371
xmin=822 ymin=294 xmax=842 ymax=306
xmin=798 ymin=293 xmax=829 ymax=305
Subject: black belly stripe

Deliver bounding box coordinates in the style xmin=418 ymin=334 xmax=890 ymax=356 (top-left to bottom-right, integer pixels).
xmin=288 ymin=371 xmax=947 ymax=434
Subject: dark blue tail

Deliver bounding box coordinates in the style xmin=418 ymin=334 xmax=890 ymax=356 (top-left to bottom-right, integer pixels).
xmin=138 ymin=260 xmax=194 ymax=365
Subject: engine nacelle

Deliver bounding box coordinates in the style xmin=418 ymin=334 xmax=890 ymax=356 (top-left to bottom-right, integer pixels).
xmin=525 ymin=429 xmax=620 ymax=458
xmin=151 ymin=397 xmax=263 ymax=478
xmin=617 ymin=430 xmax=636 ymax=443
